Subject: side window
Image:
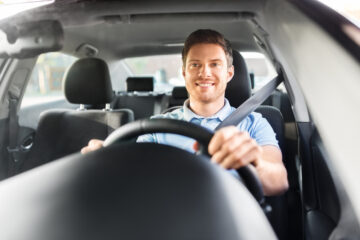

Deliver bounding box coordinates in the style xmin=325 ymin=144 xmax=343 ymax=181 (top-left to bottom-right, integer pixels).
xmin=21 ymin=52 xmax=77 ymax=108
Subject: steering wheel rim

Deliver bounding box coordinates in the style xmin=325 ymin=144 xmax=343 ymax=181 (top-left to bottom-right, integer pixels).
xmin=104 ymin=118 xmax=213 ymax=156
xmin=103 ymin=118 xmax=265 ymax=204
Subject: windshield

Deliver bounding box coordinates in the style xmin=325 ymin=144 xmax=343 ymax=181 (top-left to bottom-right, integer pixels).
xmin=116 ymin=52 xmax=277 ymax=93
xmin=0 ymin=0 xmax=54 ymax=21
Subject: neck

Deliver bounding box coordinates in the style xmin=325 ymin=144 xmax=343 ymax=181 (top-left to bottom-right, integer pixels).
xmin=188 ymin=97 xmax=225 ymax=117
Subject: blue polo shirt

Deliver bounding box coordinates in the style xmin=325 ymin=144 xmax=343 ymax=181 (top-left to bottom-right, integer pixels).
xmin=137 ymin=98 xmax=279 ymax=148
xmin=137 ymin=98 xmax=279 ymax=177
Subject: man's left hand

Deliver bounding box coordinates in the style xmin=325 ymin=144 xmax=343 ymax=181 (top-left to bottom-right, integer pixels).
xmin=208 ymin=126 xmax=263 ymax=169
xmin=198 ymin=126 xmax=289 ymax=196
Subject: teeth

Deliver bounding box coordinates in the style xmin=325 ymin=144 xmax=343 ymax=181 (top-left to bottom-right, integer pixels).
xmin=197 ymin=83 xmax=213 ymax=87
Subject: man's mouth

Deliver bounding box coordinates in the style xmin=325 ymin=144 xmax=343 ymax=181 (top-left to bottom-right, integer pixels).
xmin=195 ymin=82 xmax=215 ymax=87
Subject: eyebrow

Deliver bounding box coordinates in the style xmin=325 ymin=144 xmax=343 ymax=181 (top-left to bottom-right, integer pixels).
xmin=187 ymin=59 xmax=223 ymax=62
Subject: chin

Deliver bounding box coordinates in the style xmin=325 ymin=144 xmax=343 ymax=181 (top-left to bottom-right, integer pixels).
xmin=198 ymin=96 xmax=216 ymax=103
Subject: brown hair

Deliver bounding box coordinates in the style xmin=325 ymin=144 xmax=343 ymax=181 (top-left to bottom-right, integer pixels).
xmin=182 ymin=29 xmax=233 ymax=67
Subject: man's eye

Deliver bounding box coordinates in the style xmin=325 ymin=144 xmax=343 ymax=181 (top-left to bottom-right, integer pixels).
xmin=211 ymin=62 xmax=220 ymax=67
xmin=191 ymin=63 xmax=199 ymax=67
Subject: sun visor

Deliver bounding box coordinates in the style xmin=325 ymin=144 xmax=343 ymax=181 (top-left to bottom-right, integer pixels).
xmin=0 ymin=20 xmax=63 ymax=58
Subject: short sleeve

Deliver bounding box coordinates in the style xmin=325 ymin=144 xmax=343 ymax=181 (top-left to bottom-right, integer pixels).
xmin=137 ymin=133 xmax=156 ymax=143
xmin=247 ymin=113 xmax=279 ymax=148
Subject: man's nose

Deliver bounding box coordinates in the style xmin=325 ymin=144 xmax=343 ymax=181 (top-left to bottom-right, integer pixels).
xmin=199 ymin=64 xmax=211 ymax=77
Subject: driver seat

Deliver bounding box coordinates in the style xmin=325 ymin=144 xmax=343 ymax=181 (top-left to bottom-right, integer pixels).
xmin=20 ymin=58 xmax=134 ymax=173
xmin=227 ymin=50 xmax=288 ymax=240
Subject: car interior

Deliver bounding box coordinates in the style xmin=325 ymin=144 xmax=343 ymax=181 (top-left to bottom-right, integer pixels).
xmin=0 ymin=0 xmax=360 ymax=239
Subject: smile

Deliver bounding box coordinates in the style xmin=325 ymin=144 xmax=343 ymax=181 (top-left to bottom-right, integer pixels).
xmin=195 ymin=82 xmax=215 ymax=87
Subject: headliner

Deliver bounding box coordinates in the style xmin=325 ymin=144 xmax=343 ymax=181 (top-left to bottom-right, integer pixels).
xmin=3 ymin=0 xmax=267 ymax=59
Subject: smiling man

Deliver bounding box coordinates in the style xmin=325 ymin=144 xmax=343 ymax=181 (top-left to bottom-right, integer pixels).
xmin=82 ymin=29 xmax=288 ymax=196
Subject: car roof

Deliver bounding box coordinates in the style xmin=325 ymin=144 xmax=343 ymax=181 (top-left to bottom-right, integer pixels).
xmin=3 ymin=0 xmax=266 ymax=59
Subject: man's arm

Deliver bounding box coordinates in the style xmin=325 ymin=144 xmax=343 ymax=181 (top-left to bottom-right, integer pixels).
xmin=208 ymin=126 xmax=288 ymax=196
xmin=81 ymin=133 xmax=156 ymax=154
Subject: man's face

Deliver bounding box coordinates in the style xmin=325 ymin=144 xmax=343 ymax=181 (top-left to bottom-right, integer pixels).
xmin=182 ymin=43 xmax=234 ymax=104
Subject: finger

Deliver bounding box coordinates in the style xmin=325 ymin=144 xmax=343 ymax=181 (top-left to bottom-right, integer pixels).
xmin=89 ymin=139 xmax=104 ymax=147
xmin=211 ymin=134 xmax=244 ymax=164
xmin=81 ymin=139 xmax=104 ymax=154
xmin=211 ymin=150 xmax=228 ymax=164
xmin=193 ymin=141 xmax=199 ymax=151
xmin=81 ymin=146 xmax=89 ymax=154
xmin=229 ymin=144 xmax=263 ymax=169
xmin=208 ymin=126 xmax=239 ymax=155
xmin=211 ymin=131 xmax=251 ymax=164
xmin=219 ymin=139 xmax=259 ymax=169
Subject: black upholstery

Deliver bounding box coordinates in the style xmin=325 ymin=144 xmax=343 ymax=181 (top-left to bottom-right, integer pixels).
xmin=113 ymin=93 xmax=166 ymax=119
xmin=254 ymin=106 xmax=288 ymax=240
xmin=226 ymin=51 xmax=288 ymax=240
xmin=64 ymin=58 xmax=113 ymax=104
xmin=21 ymin=109 xmax=133 ymax=171
xmin=172 ymin=86 xmax=188 ymax=99
xmin=20 ymin=58 xmax=134 ymax=172
xmin=255 ymin=106 xmax=285 ymax=151
xmin=2 ymin=143 xmax=277 ymax=240
xmin=126 ymin=77 xmax=154 ymax=91
xmin=225 ymin=50 xmax=252 ymax=108
xmin=168 ymin=86 xmax=188 ymax=108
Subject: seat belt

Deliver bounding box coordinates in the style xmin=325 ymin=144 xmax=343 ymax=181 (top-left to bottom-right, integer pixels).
xmin=215 ymin=74 xmax=284 ymax=130
xmin=153 ymin=94 xmax=169 ymax=115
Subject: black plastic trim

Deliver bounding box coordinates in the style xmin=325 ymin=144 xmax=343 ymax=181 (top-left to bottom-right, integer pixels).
xmin=297 ymin=122 xmax=317 ymax=209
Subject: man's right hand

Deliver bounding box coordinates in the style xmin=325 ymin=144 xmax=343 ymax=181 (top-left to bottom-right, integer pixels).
xmin=81 ymin=139 xmax=104 ymax=154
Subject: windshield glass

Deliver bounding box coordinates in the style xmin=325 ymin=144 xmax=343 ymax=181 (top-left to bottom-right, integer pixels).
xmin=0 ymin=0 xmax=54 ymax=21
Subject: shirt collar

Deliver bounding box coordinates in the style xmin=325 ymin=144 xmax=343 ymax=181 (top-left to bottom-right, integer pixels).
xmin=183 ymin=98 xmax=233 ymax=121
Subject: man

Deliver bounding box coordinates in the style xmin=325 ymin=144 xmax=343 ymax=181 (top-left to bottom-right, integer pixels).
xmin=81 ymin=29 xmax=288 ymax=196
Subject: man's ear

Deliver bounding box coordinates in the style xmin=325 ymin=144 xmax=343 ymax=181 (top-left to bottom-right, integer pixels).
xmin=182 ymin=65 xmax=186 ymax=78
xmin=227 ymin=65 xmax=234 ymax=83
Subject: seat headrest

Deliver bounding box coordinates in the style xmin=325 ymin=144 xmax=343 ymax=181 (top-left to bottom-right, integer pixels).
xmin=172 ymin=86 xmax=188 ymax=99
xmin=126 ymin=77 xmax=154 ymax=91
xmin=64 ymin=58 xmax=113 ymax=104
xmin=225 ymin=51 xmax=252 ymax=107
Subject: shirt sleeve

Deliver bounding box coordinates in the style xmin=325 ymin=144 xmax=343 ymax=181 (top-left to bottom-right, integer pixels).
xmin=136 ymin=133 xmax=157 ymax=143
xmin=248 ymin=113 xmax=279 ymax=148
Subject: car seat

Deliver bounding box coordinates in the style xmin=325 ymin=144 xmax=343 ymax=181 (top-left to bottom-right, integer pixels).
xmin=227 ymin=50 xmax=288 ymax=240
xmin=20 ymin=58 xmax=134 ymax=172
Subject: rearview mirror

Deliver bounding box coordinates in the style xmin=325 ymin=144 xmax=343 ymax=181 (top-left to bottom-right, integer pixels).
xmin=0 ymin=20 xmax=63 ymax=58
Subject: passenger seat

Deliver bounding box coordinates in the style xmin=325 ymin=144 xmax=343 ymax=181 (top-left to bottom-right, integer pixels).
xmin=20 ymin=58 xmax=134 ymax=172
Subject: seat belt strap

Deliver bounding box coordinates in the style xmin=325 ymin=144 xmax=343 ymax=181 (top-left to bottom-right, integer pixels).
xmin=154 ymin=94 xmax=169 ymax=115
xmin=215 ymin=74 xmax=283 ymax=130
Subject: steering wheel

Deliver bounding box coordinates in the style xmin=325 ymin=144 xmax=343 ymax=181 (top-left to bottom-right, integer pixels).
xmin=103 ymin=118 xmax=266 ymax=206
